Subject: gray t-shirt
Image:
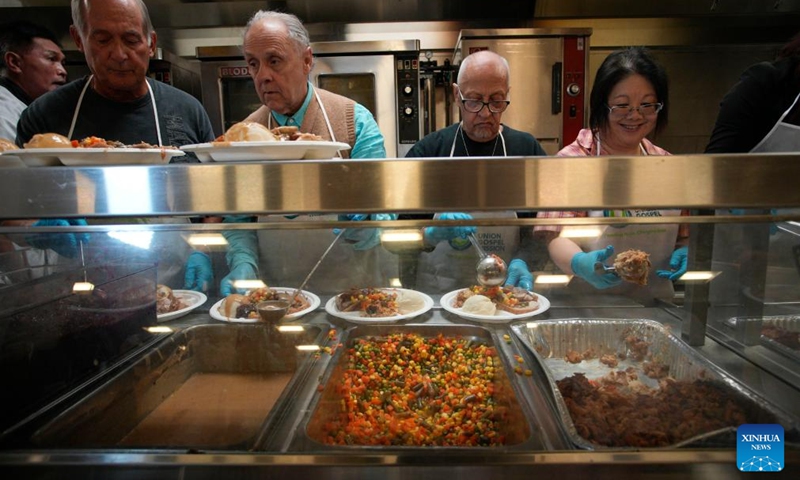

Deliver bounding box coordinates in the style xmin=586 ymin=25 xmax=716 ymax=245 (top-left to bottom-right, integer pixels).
xmin=16 ymin=76 xmax=214 ymax=162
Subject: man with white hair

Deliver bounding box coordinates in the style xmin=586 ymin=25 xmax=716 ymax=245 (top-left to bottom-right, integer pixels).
xmin=16 ymin=0 xmax=213 ymax=152
xmin=191 ymin=10 xmax=394 ymax=297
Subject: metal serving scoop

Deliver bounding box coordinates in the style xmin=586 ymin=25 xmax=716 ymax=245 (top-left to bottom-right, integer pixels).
xmin=594 ymin=262 xmax=618 ymax=275
xmin=468 ymin=233 xmax=507 ymax=286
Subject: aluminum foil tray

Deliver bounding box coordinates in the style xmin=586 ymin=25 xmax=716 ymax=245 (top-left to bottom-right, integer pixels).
xmin=31 ymin=323 xmax=327 ymax=450
xmin=296 ymin=324 xmax=544 ymax=451
xmin=511 ymin=318 xmax=799 ymax=450
xmin=726 ymin=315 xmax=800 ymax=361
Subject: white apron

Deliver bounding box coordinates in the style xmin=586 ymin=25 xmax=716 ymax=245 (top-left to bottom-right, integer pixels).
xmin=566 ymin=136 xmax=679 ymax=302
xmin=255 ymin=214 xmax=398 ymax=295
xmin=69 ymin=77 xmax=191 ymax=287
xmin=750 ymin=91 xmax=800 ymax=153
xmin=568 ymin=210 xmax=679 ymax=301
xmin=255 ymin=90 xmax=396 ymax=294
xmin=416 ymin=211 xmax=519 ymax=294
xmin=710 ymin=91 xmax=800 ymax=305
xmin=416 ymin=126 xmax=517 ymax=293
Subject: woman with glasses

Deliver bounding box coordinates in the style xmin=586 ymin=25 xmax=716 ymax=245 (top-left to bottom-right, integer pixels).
xmin=405 ymin=50 xmax=547 ymax=293
xmin=537 ymin=47 xmax=689 ymax=302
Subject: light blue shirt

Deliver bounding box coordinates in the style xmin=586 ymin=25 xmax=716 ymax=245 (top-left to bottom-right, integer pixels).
xmin=271 ymin=81 xmax=386 ymax=159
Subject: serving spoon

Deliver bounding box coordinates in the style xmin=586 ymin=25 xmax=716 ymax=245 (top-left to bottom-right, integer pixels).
xmin=468 ymin=233 xmax=507 ymax=286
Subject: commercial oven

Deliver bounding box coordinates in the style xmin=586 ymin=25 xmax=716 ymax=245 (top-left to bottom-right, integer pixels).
xmin=197 ymin=40 xmax=422 ymax=157
xmin=455 ymin=29 xmax=592 ymax=155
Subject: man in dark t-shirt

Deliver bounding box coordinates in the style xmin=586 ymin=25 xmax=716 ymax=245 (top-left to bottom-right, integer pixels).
xmin=12 ymin=0 xmax=215 ymax=287
xmin=404 ymin=50 xmax=545 ymax=292
xmin=15 ymin=0 xmax=213 ymax=158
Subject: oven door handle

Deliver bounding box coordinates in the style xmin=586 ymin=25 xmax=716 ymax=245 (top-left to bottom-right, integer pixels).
xmin=551 ymin=62 xmax=562 ymax=115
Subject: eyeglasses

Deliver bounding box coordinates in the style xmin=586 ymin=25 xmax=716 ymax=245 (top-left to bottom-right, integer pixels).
xmin=458 ymin=91 xmax=510 ymax=114
xmin=606 ymin=102 xmax=663 ymax=118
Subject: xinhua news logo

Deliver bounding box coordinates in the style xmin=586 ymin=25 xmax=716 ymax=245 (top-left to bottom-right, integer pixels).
xmin=737 ymin=424 xmax=784 ymax=472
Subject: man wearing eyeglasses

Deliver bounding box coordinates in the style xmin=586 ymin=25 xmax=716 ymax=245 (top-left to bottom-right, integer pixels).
xmin=404 ymin=50 xmax=546 ymax=293
xmin=406 ymin=50 xmax=546 ymax=158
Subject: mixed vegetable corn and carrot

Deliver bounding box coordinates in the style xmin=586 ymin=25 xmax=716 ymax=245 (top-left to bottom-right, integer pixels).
xmin=321 ymin=333 xmax=506 ymax=446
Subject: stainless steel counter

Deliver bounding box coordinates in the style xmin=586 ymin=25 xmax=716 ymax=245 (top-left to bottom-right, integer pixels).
xmin=2 ymin=304 xmax=798 ymax=479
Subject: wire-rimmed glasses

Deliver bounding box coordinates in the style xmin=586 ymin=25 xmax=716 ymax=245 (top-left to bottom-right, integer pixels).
xmin=606 ymin=102 xmax=663 ymax=118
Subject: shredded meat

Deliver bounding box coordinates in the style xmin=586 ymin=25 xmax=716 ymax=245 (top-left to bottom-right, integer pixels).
xmin=613 ymin=249 xmax=651 ymax=285
xmin=643 ymin=361 xmax=670 ymax=379
xmin=565 ymin=350 xmax=583 ymax=364
xmin=625 ymin=334 xmax=651 ymax=361
xmin=557 ymin=372 xmax=760 ymax=447
xmin=762 ymin=325 xmax=800 ymax=350
xmin=600 ymin=354 xmax=619 ymax=368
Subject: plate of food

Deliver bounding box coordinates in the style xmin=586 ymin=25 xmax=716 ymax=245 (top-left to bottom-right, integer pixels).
xmin=9 ymin=133 xmax=185 ymax=166
xmin=440 ymin=285 xmax=550 ymax=323
xmin=325 ymin=287 xmax=434 ymax=323
xmin=156 ymin=285 xmax=207 ymax=322
xmin=180 ymin=121 xmax=350 ymax=162
xmin=181 ymin=140 xmax=351 ymax=162
xmin=0 ymin=138 xmax=25 ymax=167
xmin=210 ymin=286 xmax=321 ymax=323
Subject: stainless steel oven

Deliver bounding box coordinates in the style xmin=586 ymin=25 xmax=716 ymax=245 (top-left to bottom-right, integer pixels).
xmin=197 ymin=40 xmax=422 ymax=157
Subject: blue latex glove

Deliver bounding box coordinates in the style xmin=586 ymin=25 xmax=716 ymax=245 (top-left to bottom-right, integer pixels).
xmin=423 ymin=213 xmax=477 ymax=248
xmin=505 ymin=258 xmax=534 ymax=291
xmin=183 ymin=250 xmax=213 ymax=292
xmin=729 ymin=208 xmax=778 ymax=235
xmin=656 ymin=246 xmax=688 ymax=281
xmin=334 ymin=213 xmax=397 ymax=251
xmin=220 ymin=227 xmax=260 ymax=296
xmin=25 ymin=219 xmax=90 ymax=258
xmin=570 ymin=245 xmax=623 ymax=290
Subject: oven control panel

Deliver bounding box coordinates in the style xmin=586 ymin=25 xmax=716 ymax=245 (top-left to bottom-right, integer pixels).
xmin=396 ymin=55 xmax=422 ymax=149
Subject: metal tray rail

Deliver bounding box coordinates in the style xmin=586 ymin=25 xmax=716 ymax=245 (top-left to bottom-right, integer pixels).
xmin=290 ymin=324 xmax=552 ymax=452
xmin=511 ymin=318 xmax=800 ymax=450
xmin=30 ymin=323 xmax=328 ymax=450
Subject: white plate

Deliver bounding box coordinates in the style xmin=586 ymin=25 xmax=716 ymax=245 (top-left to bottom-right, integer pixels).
xmin=180 ymin=140 xmax=351 ymax=162
xmin=157 ymin=290 xmax=207 ymax=322
xmin=324 ymin=288 xmax=434 ymax=323
xmin=440 ymin=288 xmax=551 ymax=323
xmin=209 ymin=288 xmax=321 ymax=323
xmin=9 ymin=148 xmax=185 ymax=167
xmin=0 ymin=153 xmax=25 ymax=168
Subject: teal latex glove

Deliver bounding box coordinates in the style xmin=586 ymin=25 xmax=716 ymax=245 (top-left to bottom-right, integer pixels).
xmin=505 ymin=258 xmax=534 ymax=291
xmin=423 ymin=213 xmax=477 ymax=248
xmin=183 ymin=251 xmax=213 ymax=292
xmin=334 ymin=213 xmax=397 ymax=251
xmin=729 ymin=208 xmax=778 ymax=235
xmin=220 ymin=228 xmax=259 ymax=296
xmin=656 ymin=246 xmax=688 ymax=281
xmin=571 ymin=245 xmax=622 ymax=290
xmin=26 ymin=219 xmax=90 ymax=258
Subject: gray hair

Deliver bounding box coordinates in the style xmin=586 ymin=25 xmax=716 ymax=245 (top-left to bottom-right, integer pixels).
xmin=71 ymin=0 xmax=154 ymax=46
xmin=457 ymin=50 xmax=510 ymax=88
xmin=243 ymin=10 xmax=310 ymax=53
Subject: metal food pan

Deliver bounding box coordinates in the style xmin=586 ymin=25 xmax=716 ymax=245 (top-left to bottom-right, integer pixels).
xmin=32 ymin=323 xmax=327 ymax=450
xmin=727 ymin=315 xmax=800 ymax=361
xmin=511 ymin=318 xmax=799 ymax=450
xmin=296 ymin=324 xmax=544 ymax=451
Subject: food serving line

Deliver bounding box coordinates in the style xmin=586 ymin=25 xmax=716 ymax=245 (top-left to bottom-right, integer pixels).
xmin=3 ymin=303 xmax=798 ymax=478
xmin=2 ymin=156 xmax=800 ymax=477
